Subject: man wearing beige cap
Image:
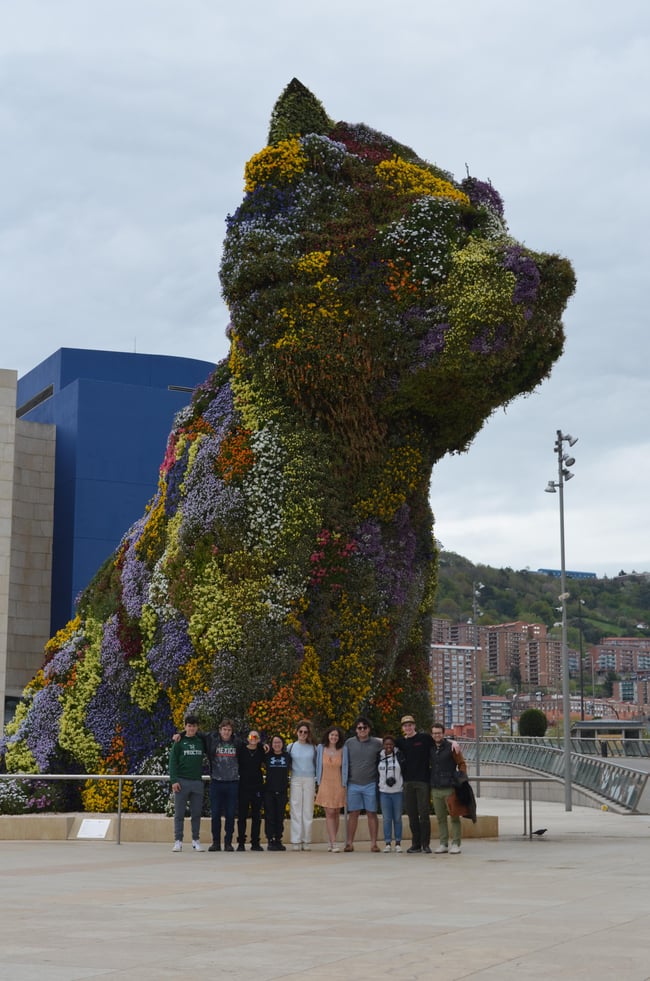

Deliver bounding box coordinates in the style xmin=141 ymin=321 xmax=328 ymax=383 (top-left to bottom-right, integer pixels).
xmin=395 ymin=715 xmax=434 ymax=854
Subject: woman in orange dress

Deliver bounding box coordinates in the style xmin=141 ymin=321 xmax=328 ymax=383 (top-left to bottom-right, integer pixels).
xmin=315 ymin=726 xmax=348 ymax=852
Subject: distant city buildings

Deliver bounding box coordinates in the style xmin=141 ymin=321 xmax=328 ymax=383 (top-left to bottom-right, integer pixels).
xmin=430 ymin=618 xmax=649 ymax=732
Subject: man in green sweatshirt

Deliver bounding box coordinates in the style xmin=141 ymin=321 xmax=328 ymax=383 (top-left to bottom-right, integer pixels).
xmin=169 ymin=714 xmax=207 ymax=852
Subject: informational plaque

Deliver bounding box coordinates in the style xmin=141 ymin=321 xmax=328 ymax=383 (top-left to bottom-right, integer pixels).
xmin=77 ymin=818 xmax=111 ymax=839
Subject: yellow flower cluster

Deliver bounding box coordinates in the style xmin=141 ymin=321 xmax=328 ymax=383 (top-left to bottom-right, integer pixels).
xmin=169 ymin=654 xmax=213 ymax=730
xmin=441 ymin=239 xmax=520 ymax=364
xmin=129 ymin=655 xmax=161 ymax=712
xmin=296 ymin=250 xmax=332 ymax=277
xmin=3 ymin=699 xmax=38 ymax=772
xmin=375 ymin=157 xmax=470 ymax=205
xmin=135 ymin=477 xmax=167 ymax=565
xmin=44 ymin=615 xmax=81 ymax=657
xmin=244 ymin=138 xmax=308 ymax=193
xmin=296 ymin=644 xmax=332 ymax=720
xmin=58 ymin=616 xmax=103 ymax=772
xmin=356 ymin=443 xmax=423 ymax=521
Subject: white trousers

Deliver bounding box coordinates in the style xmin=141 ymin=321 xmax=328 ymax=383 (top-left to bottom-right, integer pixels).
xmin=289 ymin=776 xmax=315 ymax=844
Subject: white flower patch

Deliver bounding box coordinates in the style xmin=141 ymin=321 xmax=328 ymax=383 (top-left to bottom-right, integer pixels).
xmin=242 ymin=423 xmax=287 ymax=550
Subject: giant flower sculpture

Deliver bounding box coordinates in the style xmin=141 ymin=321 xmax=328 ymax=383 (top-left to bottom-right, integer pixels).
xmin=3 ymin=81 xmax=575 ymax=802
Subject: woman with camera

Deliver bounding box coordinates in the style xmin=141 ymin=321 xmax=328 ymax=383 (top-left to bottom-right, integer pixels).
xmin=377 ymin=735 xmax=405 ymax=852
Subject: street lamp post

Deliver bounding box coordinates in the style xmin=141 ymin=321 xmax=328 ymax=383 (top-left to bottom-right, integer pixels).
xmin=472 ymin=582 xmax=484 ymax=794
xmin=545 ymin=429 xmax=578 ymax=812
xmin=506 ymin=687 xmax=517 ymax=735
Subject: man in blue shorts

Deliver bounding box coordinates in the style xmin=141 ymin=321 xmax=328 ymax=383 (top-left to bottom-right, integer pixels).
xmin=344 ymin=717 xmax=382 ymax=852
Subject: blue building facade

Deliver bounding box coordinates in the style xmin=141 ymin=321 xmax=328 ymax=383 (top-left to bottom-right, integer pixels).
xmin=17 ymin=349 xmax=216 ymax=634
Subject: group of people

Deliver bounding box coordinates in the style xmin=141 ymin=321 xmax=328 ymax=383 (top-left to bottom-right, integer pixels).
xmin=168 ymin=713 xmax=468 ymax=855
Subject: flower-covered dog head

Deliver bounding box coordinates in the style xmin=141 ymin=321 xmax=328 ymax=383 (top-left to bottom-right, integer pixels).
xmin=221 ymin=79 xmax=575 ymax=466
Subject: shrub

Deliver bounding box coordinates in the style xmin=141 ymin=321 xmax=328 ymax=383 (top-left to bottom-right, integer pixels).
xmin=518 ymin=708 xmax=548 ymax=737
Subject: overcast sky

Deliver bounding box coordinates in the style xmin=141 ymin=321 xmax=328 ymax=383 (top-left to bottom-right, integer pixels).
xmin=2 ymin=0 xmax=648 ymax=579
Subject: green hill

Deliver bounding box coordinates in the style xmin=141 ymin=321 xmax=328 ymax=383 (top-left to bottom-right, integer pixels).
xmin=435 ymin=551 xmax=650 ymax=646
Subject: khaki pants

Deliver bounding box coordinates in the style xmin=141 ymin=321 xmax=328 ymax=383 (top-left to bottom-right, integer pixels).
xmin=430 ymin=786 xmax=461 ymax=846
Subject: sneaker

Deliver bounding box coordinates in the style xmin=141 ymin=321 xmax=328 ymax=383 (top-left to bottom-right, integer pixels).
xmin=172 ymin=841 xmax=182 ymax=852
xmin=422 ymin=846 xmax=432 ymax=854
xmin=191 ymin=840 xmax=204 ymax=852
xmin=395 ymin=844 xmax=402 ymax=853
xmin=251 ymin=843 xmax=263 ymax=852
xmin=449 ymin=843 xmax=461 ymax=854
xmin=277 ymin=843 xmax=286 ymax=851
xmin=434 ymin=844 xmax=448 ymax=854
xmin=331 ymin=845 xmax=341 ymax=853
xmin=407 ymin=846 xmax=421 ymax=854
xmin=236 ymin=843 xmax=246 ymax=852
xmin=292 ymin=844 xmax=301 ymax=851
xmin=302 ymin=844 xmax=311 ymax=851
xmin=224 ymin=843 xmax=234 ymax=852
xmin=208 ymin=843 xmax=220 ymax=852
xmin=383 ymin=843 xmax=392 ymax=853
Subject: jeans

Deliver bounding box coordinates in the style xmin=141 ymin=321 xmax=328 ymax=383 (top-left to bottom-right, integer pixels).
xmin=379 ymin=791 xmax=403 ymax=843
xmin=209 ymin=779 xmax=238 ymax=845
xmin=403 ymin=780 xmax=431 ymax=849
xmin=173 ymin=778 xmax=204 ymax=842
xmin=430 ymin=786 xmax=461 ymax=846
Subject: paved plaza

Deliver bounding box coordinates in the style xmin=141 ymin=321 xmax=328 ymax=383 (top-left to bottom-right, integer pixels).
xmin=1 ymin=798 xmax=649 ymax=980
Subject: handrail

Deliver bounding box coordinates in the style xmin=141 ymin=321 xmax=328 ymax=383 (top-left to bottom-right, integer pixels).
xmin=460 ymin=741 xmax=649 ymax=812
xmin=0 ymin=773 xmax=195 ymax=845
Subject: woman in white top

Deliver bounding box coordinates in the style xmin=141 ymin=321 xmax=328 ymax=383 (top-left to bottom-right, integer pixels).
xmin=287 ymin=720 xmax=317 ymax=851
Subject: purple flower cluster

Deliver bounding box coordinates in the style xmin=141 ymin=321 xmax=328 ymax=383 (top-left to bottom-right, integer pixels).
xmin=86 ymin=679 xmax=118 ymax=755
xmin=202 ymin=382 xmax=236 ymax=432
xmin=43 ymin=636 xmax=82 ymax=682
xmin=415 ymin=323 xmax=449 ymax=367
xmin=470 ymin=324 xmax=509 ymax=354
xmin=24 ymin=685 xmax=64 ymax=770
xmin=502 ymin=245 xmax=540 ymax=316
xmin=164 ymin=442 xmax=190 ymax=518
xmin=100 ymin=615 xmax=135 ymax=693
xmin=120 ymin=541 xmax=150 ymax=619
xmin=148 ymin=617 xmax=194 ymax=688
xmin=461 ymin=177 xmax=504 ymax=218
xmin=120 ymin=696 xmax=173 ymax=770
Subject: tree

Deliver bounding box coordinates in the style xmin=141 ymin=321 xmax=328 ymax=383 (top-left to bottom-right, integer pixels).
xmin=518 ymin=708 xmax=548 ymax=737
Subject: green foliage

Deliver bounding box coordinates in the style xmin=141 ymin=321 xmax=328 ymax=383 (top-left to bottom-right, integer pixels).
xmin=518 ymin=708 xmax=548 ymax=737
xmin=268 ymin=78 xmax=332 ymax=144
xmin=436 ymin=553 xmax=650 ymax=641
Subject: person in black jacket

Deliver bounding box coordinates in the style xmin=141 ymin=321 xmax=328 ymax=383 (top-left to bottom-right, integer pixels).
xmin=236 ymin=731 xmax=266 ymax=851
xmin=430 ymin=722 xmax=467 ymax=854
xmin=265 ymin=735 xmax=291 ymax=851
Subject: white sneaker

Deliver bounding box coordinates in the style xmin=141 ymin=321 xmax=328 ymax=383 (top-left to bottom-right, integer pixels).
xmin=395 ymin=844 xmax=402 ymax=853
xmin=172 ymin=841 xmax=182 ymax=852
xmin=434 ymin=844 xmax=448 ymax=854
xmin=192 ymin=840 xmax=204 ymax=852
xmin=449 ymin=843 xmax=461 ymax=854
xmin=302 ymin=844 xmax=311 ymax=851
xmin=383 ymin=843 xmax=392 ymax=852
xmin=292 ymin=844 xmax=301 ymax=851
xmin=331 ymin=844 xmax=341 ymax=853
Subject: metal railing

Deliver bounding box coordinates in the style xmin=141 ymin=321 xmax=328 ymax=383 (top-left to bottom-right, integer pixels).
xmin=460 ymin=740 xmax=649 ymax=811
xmin=0 ymin=773 xmax=181 ymax=844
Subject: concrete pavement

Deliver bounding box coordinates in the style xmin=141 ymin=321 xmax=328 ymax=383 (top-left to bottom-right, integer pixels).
xmin=0 ymin=798 xmax=649 ymax=980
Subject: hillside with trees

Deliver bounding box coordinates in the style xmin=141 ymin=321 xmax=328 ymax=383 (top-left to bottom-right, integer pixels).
xmin=435 ymin=551 xmax=650 ymax=648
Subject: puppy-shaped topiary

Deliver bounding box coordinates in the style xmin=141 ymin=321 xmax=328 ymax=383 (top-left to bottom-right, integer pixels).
xmin=3 ymin=80 xmax=574 ymax=794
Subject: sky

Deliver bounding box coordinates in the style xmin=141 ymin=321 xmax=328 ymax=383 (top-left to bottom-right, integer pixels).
xmin=1 ymin=0 xmax=648 ymax=579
